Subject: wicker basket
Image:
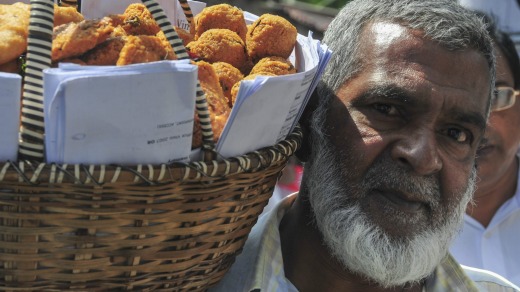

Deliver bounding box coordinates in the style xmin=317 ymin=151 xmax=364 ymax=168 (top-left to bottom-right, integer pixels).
xmin=0 ymin=0 xmax=301 ymax=290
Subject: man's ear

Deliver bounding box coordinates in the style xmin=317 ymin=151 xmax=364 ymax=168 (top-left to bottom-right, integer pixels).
xmin=295 ymin=87 xmax=320 ymax=163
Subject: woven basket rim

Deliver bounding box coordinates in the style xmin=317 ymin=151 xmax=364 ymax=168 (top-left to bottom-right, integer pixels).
xmin=0 ymin=126 xmax=302 ymax=185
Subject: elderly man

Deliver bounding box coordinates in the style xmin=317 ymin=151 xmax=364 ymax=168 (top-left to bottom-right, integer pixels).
xmin=211 ymin=0 xmax=520 ymax=291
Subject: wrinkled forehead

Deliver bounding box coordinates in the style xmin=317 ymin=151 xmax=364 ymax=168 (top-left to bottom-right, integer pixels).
xmin=357 ymin=21 xmax=491 ymax=101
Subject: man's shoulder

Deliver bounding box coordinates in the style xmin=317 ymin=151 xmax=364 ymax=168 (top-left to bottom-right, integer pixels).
xmin=461 ymin=265 xmax=520 ymax=291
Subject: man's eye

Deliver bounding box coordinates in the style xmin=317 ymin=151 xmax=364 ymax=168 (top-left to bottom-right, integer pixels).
xmin=373 ymin=103 xmax=398 ymax=115
xmin=445 ymin=128 xmax=472 ymax=143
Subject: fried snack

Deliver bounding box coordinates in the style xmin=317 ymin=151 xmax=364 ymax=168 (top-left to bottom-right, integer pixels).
xmin=191 ymin=109 xmax=230 ymax=149
xmin=82 ymin=37 xmax=125 ymax=65
xmin=246 ymin=14 xmax=297 ymax=62
xmin=117 ymin=35 xmax=176 ymax=66
xmin=191 ymin=4 xmax=247 ymax=42
xmin=154 ymin=31 xmax=175 ymax=58
xmin=0 ymin=58 xmax=19 ymax=74
xmin=192 ymin=61 xmax=231 ymax=148
xmin=241 ymin=57 xmax=255 ymax=75
xmin=192 ymin=113 xmax=203 ymax=149
xmin=211 ymin=110 xmax=229 ymax=144
xmin=186 ymin=29 xmax=248 ymax=72
xmin=1 ymin=2 xmax=88 ymax=65
xmin=212 ymin=62 xmax=244 ymax=107
xmin=174 ymin=26 xmax=194 ymax=46
xmin=54 ymin=4 xmax=84 ymax=27
xmin=0 ymin=3 xmax=30 ymax=65
xmin=52 ymin=17 xmax=115 ymax=61
xmin=110 ymin=23 xmax=128 ymax=37
xmin=119 ymin=3 xmax=161 ymax=36
xmin=230 ymin=72 xmax=276 ymax=106
xmin=155 ymin=28 xmax=193 ymax=53
xmin=250 ymin=56 xmax=296 ymax=76
xmin=197 ymin=61 xmax=229 ymax=115
xmin=58 ymin=58 xmax=86 ymax=66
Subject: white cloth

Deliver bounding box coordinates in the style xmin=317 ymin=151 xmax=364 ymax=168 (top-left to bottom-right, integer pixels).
xmin=450 ymin=168 xmax=520 ymax=287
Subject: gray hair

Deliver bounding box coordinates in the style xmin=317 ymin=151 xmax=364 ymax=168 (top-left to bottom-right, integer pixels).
xmin=320 ymin=0 xmax=496 ymax=112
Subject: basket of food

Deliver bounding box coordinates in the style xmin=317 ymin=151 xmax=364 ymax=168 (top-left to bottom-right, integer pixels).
xmin=0 ymin=0 xmax=323 ymax=290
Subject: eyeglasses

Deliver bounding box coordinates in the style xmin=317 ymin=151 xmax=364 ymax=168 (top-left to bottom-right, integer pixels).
xmin=491 ymin=86 xmax=519 ymax=112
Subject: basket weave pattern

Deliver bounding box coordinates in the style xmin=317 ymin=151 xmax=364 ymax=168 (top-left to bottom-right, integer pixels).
xmin=0 ymin=0 xmax=302 ymax=290
xmin=0 ymin=129 xmax=301 ymax=290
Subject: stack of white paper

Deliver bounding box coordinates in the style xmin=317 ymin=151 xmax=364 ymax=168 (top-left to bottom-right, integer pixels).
xmin=43 ymin=60 xmax=198 ymax=165
xmin=0 ymin=73 xmax=22 ymax=162
xmin=215 ymin=32 xmax=332 ymax=158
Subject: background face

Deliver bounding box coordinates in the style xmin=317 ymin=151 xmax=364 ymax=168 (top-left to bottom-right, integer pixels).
xmin=458 ymin=0 xmax=520 ymax=56
xmin=475 ymin=45 xmax=520 ymax=196
xmin=322 ymin=21 xmax=491 ymax=238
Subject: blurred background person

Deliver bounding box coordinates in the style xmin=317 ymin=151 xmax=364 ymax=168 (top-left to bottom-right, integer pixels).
xmin=459 ymin=0 xmax=520 ymax=55
xmin=450 ymin=13 xmax=520 ymax=286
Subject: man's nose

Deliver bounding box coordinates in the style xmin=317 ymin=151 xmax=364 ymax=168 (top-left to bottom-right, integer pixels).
xmin=390 ymin=128 xmax=442 ymax=176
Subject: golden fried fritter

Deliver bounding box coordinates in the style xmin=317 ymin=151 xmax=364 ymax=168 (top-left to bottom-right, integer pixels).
xmin=246 ymin=14 xmax=297 ymax=62
xmin=0 ymin=3 xmax=30 ymax=65
xmin=54 ymin=4 xmax=84 ymax=27
xmin=250 ymin=56 xmax=296 ymax=76
xmin=211 ymin=110 xmax=229 ymax=144
xmin=155 ymin=28 xmax=193 ymax=57
xmin=191 ymin=4 xmax=247 ymax=42
xmin=186 ymin=29 xmax=248 ymax=72
xmin=0 ymin=58 xmax=19 ymax=74
xmin=116 ymin=35 xmax=176 ymax=66
xmin=82 ymin=37 xmax=125 ymax=65
xmin=174 ymin=26 xmax=194 ymax=46
xmin=212 ymin=62 xmax=244 ymax=107
xmin=191 ymin=61 xmax=231 ymax=148
xmin=230 ymin=72 xmax=276 ymax=106
xmin=191 ymin=109 xmax=229 ymax=149
xmin=52 ymin=17 xmax=114 ymax=62
xmin=197 ymin=61 xmax=229 ymax=115
xmin=107 ymin=14 xmax=125 ymax=28
xmin=110 ymin=24 xmax=128 ymax=37
xmin=119 ymin=3 xmax=160 ymax=36
xmin=154 ymin=31 xmax=175 ymax=59
xmin=57 ymin=58 xmax=86 ymax=66
xmin=1 ymin=3 xmax=88 ymax=65
xmin=192 ymin=113 xmax=203 ymax=149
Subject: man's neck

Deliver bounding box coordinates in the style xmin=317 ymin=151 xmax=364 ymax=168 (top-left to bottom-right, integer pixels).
xmin=279 ymin=192 xmax=424 ymax=292
xmin=468 ymin=157 xmax=519 ymax=227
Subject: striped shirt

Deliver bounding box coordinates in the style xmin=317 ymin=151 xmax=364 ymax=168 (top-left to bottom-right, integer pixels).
xmin=210 ymin=194 xmax=520 ymax=292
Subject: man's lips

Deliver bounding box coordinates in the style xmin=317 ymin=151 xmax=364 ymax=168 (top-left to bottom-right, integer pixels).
xmin=372 ymin=189 xmax=427 ymax=212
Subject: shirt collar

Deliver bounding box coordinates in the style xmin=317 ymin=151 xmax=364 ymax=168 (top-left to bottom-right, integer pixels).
xmin=425 ymin=254 xmax=480 ymax=292
xmin=251 ymin=193 xmax=298 ymax=291
xmin=250 ymin=194 xmax=480 ymax=292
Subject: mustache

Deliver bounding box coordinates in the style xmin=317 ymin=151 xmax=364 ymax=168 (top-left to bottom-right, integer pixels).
xmin=361 ymin=158 xmax=441 ymax=206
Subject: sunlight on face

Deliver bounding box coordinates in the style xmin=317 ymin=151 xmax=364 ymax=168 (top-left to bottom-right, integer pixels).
xmin=372 ymin=22 xmax=409 ymax=49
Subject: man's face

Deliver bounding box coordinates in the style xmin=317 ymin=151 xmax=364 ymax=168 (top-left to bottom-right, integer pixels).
xmin=322 ymin=21 xmax=490 ymax=237
xmin=304 ymin=21 xmax=491 ymax=286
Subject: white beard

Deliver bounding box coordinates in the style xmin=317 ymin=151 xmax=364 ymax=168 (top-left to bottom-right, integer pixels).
xmin=304 ymin=106 xmax=475 ymax=288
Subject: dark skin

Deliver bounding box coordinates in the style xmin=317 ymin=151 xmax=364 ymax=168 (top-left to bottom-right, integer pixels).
xmin=468 ymin=45 xmax=520 ymax=227
xmin=281 ymin=21 xmax=491 ymax=292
